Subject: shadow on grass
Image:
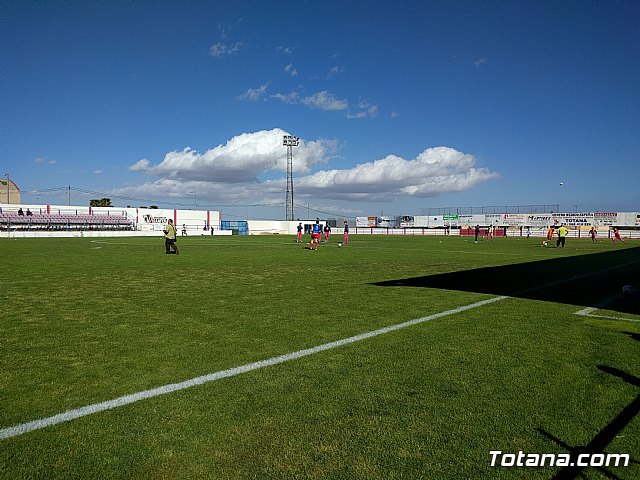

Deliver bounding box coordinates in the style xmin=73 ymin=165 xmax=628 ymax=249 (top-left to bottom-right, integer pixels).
xmin=371 ymin=247 xmax=640 ymax=315
xmin=536 ymin=332 xmax=640 ymax=479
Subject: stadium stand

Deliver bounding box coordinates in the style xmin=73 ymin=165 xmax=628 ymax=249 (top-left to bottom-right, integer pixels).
xmin=0 ymin=211 xmax=133 ymax=230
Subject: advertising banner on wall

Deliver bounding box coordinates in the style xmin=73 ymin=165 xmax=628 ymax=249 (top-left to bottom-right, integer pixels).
xmin=377 ymin=216 xmax=399 ymax=228
xmin=356 ymin=216 xmax=377 ymax=227
xmin=552 ymin=212 xmax=594 ymax=227
xmin=137 ymin=208 xmax=175 ymax=231
xmin=413 ymin=216 xmax=442 ymax=227
xmin=593 ymin=212 xmax=617 ymax=226
xmin=399 ymin=216 xmax=415 ymax=227
xmin=503 ymin=214 xmax=526 ymax=224
xmin=618 ymin=212 xmax=640 ymax=226
xmin=524 ymin=215 xmax=553 ymax=227
xmin=134 ymin=208 xmax=220 ymax=231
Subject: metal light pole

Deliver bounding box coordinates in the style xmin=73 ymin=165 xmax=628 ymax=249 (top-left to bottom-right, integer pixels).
xmin=283 ymin=135 xmax=299 ymax=221
xmin=3 ymin=173 xmax=9 ymax=204
xmin=189 ymin=191 xmax=197 ymax=209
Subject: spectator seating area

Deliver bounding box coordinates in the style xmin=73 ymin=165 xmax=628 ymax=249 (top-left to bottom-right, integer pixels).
xmin=0 ymin=211 xmax=133 ymax=230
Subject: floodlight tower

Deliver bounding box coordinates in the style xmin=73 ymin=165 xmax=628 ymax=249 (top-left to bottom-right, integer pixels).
xmin=283 ymin=134 xmax=299 ymax=221
xmin=3 ymin=173 xmax=8 ymax=204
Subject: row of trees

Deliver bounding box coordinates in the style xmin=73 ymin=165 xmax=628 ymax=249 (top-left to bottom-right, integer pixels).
xmin=90 ymin=198 xmax=158 ymax=209
xmin=89 ymin=198 xmax=112 ymax=207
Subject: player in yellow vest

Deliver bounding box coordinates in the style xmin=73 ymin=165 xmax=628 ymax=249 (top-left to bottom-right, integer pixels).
xmin=164 ymin=219 xmax=179 ymax=255
xmin=556 ymin=224 xmax=569 ymax=248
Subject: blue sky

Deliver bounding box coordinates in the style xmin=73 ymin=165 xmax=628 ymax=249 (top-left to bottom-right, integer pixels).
xmin=2 ymin=1 xmax=639 ymax=219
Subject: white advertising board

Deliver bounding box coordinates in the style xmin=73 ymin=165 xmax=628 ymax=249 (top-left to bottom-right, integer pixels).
xmin=551 ymin=212 xmax=594 ymax=227
xmin=593 ymin=212 xmax=618 ymax=226
xmin=356 ymin=216 xmax=377 ymax=227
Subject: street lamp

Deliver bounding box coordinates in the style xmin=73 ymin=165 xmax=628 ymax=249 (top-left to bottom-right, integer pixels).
xmin=189 ymin=191 xmax=197 ymax=209
xmin=283 ymin=135 xmax=299 ymax=221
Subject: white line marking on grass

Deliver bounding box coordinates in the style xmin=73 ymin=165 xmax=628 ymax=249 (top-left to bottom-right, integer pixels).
xmin=573 ymin=292 xmax=622 ymax=316
xmin=90 ymin=240 xmax=302 ymax=248
xmin=0 ymin=295 xmax=508 ymax=440
xmin=575 ymin=307 xmax=598 ymax=316
xmin=574 ymin=292 xmax=640 ymax=323
xmin=2 ymin=258 xmax=638 ymax=440
xmin=579 ymin=313 xmax=640 ymax=323
xmin=90 ymin=240 xmax=157 ymax=247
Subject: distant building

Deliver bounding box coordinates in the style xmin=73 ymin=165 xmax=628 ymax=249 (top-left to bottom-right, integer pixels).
xmin=0 ymin=178 xmax=20 ymax=204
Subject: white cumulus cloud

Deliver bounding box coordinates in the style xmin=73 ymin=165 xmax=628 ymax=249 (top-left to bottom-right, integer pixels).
xmin=293 ymin=147 xmax=499 ymax=201
xmin=129 ymin=159 xmax=150 ymax=171
xmin=128 ymin=128 xmax=335 ymax=183
xmin=122 ymin=132 xmax=498 ymax=208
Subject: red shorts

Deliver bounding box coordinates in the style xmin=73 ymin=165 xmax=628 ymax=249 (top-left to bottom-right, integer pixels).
xmin=312 ymin=233 xmax=320 ymax=240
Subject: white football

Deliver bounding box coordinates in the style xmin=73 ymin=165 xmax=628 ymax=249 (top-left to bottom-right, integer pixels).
xmin=338 ymin=243 xmax=342 ymax=247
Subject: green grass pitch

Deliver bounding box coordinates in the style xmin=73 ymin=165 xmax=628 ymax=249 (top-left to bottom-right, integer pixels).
xmin=1 ymin=234 xmax=639 ymax=479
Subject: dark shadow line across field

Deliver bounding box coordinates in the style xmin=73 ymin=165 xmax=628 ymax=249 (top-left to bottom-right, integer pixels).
xmin=370 ymin=247 xmax=640 ymax=315
xmin=536 ymin=331 xmax=640 ymax=479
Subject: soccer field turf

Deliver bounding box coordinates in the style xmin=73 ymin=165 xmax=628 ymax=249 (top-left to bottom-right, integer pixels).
xmin=1 ymin=235 xmax=639 ymax=479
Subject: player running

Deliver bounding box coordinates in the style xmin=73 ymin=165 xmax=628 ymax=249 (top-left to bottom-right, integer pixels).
xmin=611 ymin=227 xmax=627 ymax=244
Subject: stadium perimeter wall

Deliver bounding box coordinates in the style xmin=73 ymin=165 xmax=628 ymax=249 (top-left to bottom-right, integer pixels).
xmin=2 ymin=203 xmax=638 ymax=239
xmin=0 ymin=230 xmax=232 ymax=239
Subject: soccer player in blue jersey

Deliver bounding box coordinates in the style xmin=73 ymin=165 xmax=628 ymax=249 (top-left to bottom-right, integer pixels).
xmin=310 ymin=219 xmax=322 ymax=250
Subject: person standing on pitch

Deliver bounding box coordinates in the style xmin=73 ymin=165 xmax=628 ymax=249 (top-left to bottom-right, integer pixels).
xmin=310 ymin=219 xmax=322 ymax=250
xmin=296 ymin=222 xmax=303 ymax=242
xmin=556 ymin=224 xmax=569 ymax=248
xmin=474 ymin=224 xmax=480 ymax=243
xmin=589 ymin=226 xmax=597 ymax=243
xmin=164 ymin=219 xmax=179 ymax=254
xmin=343 ymin=221 xmax=349 ymax=244
xmin=323 ymin=222 xmax=331 ymax=242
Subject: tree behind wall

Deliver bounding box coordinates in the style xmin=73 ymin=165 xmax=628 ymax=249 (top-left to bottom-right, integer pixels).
xmin=90 ymin=198 xmax=113 ymax=207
